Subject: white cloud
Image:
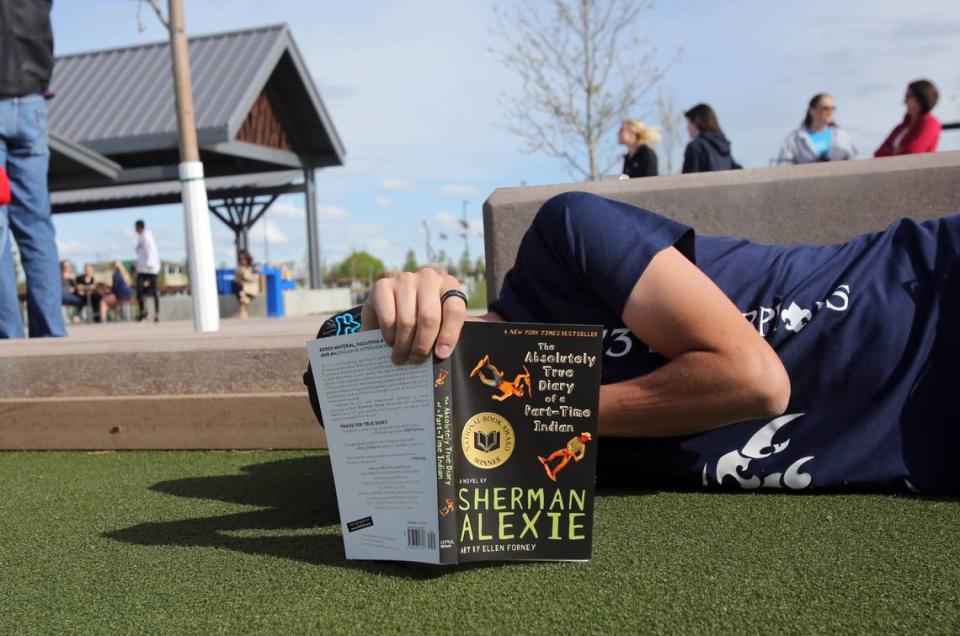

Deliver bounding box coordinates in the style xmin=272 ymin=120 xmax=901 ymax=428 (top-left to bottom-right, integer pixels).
xmin=56 ymin=238 xmax=90 ymax=255
xmin=319 ymin=158 xmax=378 ymax=178
xmin=269 ymin=200 xmax=305 ymax=220
xmin=317 ymin=204 xmax=350 ymax=221
xmin=434 ymin=210 xmax=457 ymax=226
xmin=214 ymin=245 xmax=238 ymax=267
xmin=374 ymin=196 xmax=394 ymax=208
xmin=249 ymin=221 xmax=289 ymax=245
xmin=430 ymin=210 xmax=483 ymax=238
xmin=367 ymin=238 xmax=393 ymax=251
xmin=54 ymin=231 xmax=154 ymax=265
xmin=437 ymin=184 xmax=480 ymax=197
xmin=381 ymin=178 xmax=422 ymax=192
xmin=320 ymin=222 xmax=396 ymax=262
xmin=266 ymin=200 xmax=349 ymax=221
xmin=339 ymin=222 xmax=387 ymax=236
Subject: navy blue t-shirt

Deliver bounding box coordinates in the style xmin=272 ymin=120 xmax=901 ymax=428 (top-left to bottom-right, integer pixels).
xmin=490 ymin=192 xmax=960 ymax=492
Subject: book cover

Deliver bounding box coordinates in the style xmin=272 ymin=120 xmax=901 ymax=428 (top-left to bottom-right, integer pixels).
xmin=307 ymin=321 xmax=602 ymax=564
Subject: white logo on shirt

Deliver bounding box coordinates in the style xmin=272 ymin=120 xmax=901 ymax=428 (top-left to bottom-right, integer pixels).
xmin=602 ymin=283 xmax=851 ymax=359
xmin=601 ymin=328 xmax=633 ymax=358
xmin=743 ymin=284 xmax=851 ymax=337
xmin=702 ymin=413 xmax=815 ymax=489
xmin=780 ymin=302 xmax=812 ymax=332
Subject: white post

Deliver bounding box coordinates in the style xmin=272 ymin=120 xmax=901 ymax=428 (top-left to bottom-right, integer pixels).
xmin=179 ymin=161 xmax=218 ymax=331
xmin=168 ymin=0 xmax=219 ymax=332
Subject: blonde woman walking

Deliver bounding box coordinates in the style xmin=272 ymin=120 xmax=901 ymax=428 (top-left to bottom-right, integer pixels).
xmin=618 ymin=119 xmax=660 ymax=178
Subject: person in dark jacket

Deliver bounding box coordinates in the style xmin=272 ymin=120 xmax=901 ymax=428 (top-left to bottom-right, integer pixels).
xmin=0 ymin=0 xmax=63 ymax=339
xmin=618 ymin=118 xmax=659 ymax=178
xmin=682 ymin=103 xmax=742 ymax=174
xmin=875 ymin=79 xmax=941 ymax=157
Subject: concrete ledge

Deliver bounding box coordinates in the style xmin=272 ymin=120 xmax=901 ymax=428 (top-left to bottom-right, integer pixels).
xmin=283 ymin=288 xmax=353 ymax=316
xmin=156 ymin=289 xmax=352 ymax=321
xmin=484 ymin=151 xmax=960 ymax=301
xmin=0 ymin=316 xmax=329 ymax=449
xmin=0 ymin=393 xmax=326 ymax=449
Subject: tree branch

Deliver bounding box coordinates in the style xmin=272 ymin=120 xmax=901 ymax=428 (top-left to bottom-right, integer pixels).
xmin=493 ymin=0 xmax=675 ymax=180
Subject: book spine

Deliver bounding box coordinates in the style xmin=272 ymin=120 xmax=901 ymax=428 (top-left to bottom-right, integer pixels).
xmin=433 ymin=355 xmax=458 ymax=564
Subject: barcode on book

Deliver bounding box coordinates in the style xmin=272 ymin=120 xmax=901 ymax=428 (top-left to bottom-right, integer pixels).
xmin=406 ymin=526 xmax=437 ymax=550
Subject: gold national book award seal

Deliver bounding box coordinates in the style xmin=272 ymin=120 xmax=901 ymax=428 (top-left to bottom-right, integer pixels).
xmin=461 ymin=412 xmax=515 ymax=469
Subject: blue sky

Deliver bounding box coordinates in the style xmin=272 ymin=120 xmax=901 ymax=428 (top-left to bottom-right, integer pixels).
xmin=48 ymin=0 xmax=960 ymax=274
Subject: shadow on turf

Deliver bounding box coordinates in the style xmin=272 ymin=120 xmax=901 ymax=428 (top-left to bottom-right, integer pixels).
xmin=103 ymin=455 xmax=503 ymax=579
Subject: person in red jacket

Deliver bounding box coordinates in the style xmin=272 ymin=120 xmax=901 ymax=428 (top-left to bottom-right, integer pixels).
xmin=875 ymin=79 xmax=941 ymax=157
xmin=0 ymin=166 xmax=9 ymax=206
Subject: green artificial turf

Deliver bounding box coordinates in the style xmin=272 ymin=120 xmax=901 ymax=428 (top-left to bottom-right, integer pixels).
xmin=0 ymin=451 xmax=958 ymax=634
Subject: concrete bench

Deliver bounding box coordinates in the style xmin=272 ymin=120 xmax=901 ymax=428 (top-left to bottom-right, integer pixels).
xmin=483 ymin=151 xmax=960 ymax=302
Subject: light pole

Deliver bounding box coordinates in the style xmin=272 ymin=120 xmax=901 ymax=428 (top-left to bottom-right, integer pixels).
xmin=167 ymin=0 xmax=219 ymax=332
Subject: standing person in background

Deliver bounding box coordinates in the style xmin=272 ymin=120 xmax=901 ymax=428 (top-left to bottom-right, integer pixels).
xmin=777 ymin=93 xmax=857 ymax=164
xmin=134 ymin=219 xmax=160 ymax=322
xmin=875 ymin=80 xmax=941 ymax=157
xmin=0 ymin=0 xmax=64 ymax=339
xmin=682 ymin=104 xmax=742 ymax=173
xmin=618 ymin=119 xmax=659 ymax=178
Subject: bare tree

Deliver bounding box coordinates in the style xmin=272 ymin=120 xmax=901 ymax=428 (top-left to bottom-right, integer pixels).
xmin=656 ymin=87 xmax=685 ymax=175
xmin=135 ymin=0 xmax=168 ymax=32
xmin=493 ymin=0 xmax=673 ymax=181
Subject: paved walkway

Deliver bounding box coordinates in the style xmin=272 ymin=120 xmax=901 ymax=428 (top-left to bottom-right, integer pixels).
xmin=0 ymin=315 xmax=331 ymax=357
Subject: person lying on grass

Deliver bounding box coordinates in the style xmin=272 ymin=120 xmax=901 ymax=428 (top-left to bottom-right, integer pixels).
xmin=331 ymin=192 xmax=960 ymax=492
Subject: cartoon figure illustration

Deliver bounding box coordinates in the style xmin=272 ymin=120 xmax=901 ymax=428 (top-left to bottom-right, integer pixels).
xmin=538 ymin=432 xmax=592 ymax=482
xmin=470 ymin=355 xmax=532 ymax=401
xmin=439 ymin=498 xmax=455 ymax=517
xmin=334 ymin=311 xmax=362 ymax=335
xmin=435 ymin=369 xmax=450 ymax=388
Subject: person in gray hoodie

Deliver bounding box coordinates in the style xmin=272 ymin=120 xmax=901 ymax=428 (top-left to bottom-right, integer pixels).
xmin=682 ymin=104 xmax=742 ymax=173
xmin=777 ymin=93 xmax=857 ymax=165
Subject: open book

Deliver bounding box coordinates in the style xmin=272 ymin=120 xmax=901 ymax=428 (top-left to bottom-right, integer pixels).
xmin=306 ymin=321 xmax=602 ymax=564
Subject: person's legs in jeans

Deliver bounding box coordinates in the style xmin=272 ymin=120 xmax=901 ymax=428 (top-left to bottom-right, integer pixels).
xmin=1 ymin=96 xmax=64 ymax=338
xmin=0 ymin=168 xmax=25 ymax=337
xmin=0 ymin=100 xmax=25 ymax=338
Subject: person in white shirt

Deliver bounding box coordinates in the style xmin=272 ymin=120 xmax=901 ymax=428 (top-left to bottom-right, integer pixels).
xmin=134 ymin=219 xmax=160 ymax=322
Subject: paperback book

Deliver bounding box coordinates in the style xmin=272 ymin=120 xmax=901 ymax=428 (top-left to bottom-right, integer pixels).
xmin=306 ymin=320 xmax=602 ymax=564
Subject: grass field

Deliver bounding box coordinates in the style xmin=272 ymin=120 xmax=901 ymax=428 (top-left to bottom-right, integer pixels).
xmin=1 ymin=450 xmax=958 ymax=633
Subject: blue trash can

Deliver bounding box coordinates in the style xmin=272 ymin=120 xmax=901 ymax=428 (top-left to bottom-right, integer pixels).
xmin=263 ymin=267 xmax=285 ymax=318
xmin=215 ymin=269 xmax=235 ymax=295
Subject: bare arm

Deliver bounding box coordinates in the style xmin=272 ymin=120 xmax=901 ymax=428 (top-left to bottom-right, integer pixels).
xmin=599 ymin=246 xmax=790 ymax=437
xmin=362 ymin=253 xmax=790 ymax=438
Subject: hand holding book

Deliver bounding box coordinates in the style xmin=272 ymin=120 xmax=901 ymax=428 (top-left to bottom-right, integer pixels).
xmin=361 ymin=267 xmax=470 ymax=364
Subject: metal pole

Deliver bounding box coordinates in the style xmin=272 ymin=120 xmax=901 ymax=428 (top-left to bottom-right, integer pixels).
xmin=236 ymin=229 xmax=247 ymax=257
xmin=263 ymin=208 xmax=269 ymax=266
xmin=168 ymin=0 xmax=219 ymax=332
xmin=304 ymin=167 xmax=321 ymax=289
